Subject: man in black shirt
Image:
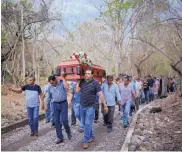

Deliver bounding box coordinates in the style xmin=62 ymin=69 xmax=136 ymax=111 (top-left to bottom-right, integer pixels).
xmin=76 ymin=68 xmax=108 ymax=149
xmin=147 ymin=75 xmax=154 ymax=101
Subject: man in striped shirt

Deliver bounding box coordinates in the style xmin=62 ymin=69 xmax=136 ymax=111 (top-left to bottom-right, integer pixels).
xmin=76 ymin=68 xmax=108 ymax=149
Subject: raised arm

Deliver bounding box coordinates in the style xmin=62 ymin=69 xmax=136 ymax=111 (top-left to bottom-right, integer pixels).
xmin=9 ymin=87 xmax=23 ymax=93
xmin=75 ymin=80 xmax=80 ymax=93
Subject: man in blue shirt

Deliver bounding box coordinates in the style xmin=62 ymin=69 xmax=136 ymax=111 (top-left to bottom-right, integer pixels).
xmin=42 ymin=77 xmax=51 ymax=123
xmin=101 ymin=75 xmax=121 ymax=133
xmin=76 ymin=68 xmax=108 ymax=149
xmin=47 ymin=74 xmax=72 ymax=144
xmin=70 ymin=82 xmax=77 ymax=126
xmin=70 ymin=83 xmax=84 ymax=133
xmin=10 ymin=76 xmax=44 ymax=136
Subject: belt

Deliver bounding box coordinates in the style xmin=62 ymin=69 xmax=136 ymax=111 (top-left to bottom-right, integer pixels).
xmin=54 ymin=100 xmax=67 ymax=104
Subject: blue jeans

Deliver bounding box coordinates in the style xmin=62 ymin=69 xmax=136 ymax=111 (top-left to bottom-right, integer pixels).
xmin=73 ymin=103 xmax=84 ymax=129
xmin=27 ymin=106 xmax=39 ymax=133
xmin=53 ymin=101 xmax=70 ymax=140
xmin=80 ymin=106 xmax=95 ymax=143
xmin=149 ymin=88 xmax=154 ymax=101
xmin=121 ymin=101 xmax=132 ymax=126
xmin=71 ymin=103 xmax=76 ymax=123
xmin=50 ymin=102 xmax=55 ymax=124
xmin=45 ymin=102 xmax=51 ymax=121
xmin=144 ymin=91 xmax=149 ymax=103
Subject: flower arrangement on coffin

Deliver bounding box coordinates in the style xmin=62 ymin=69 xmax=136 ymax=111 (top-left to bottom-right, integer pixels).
xmin=70 ymin=52 xmax=93 ymax=66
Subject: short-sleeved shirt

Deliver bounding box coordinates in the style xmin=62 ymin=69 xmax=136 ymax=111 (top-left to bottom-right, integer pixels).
xmin=102 ymin=82 xmax=121 ymax=106
xmin=79 ymin=79 xmax=101 ymax=107
xmin=119 ymin=83 xmax=135 ymax=105
xmin=47 ymin=80 xmax=67 ymax=103
xmin=71 ymin=84 xmax=80 ymax=104
xmin=21 ymin=84 xmax=42 ymax=107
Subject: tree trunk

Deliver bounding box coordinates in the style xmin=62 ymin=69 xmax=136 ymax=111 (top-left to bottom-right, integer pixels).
xmin=21 ymin=7 xmax=25 ymax=81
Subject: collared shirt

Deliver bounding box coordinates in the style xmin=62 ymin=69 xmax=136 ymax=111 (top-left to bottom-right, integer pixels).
xmin=71 ymin=84 xmax=80 ymax=104
xmin=101 ymin=80 xmax=107 ymax=90
xmin=79 ymin=79 xmax=101 ymax=107
xmin=21 ymin=84 xmax=42 ymax=107
xmin=42 ymin=84 xmax=51 ymax=103
xmin=47 ymin=80 xmax=67 ymax=103
xmin=102 ymin=82 xmax=121 ymax=106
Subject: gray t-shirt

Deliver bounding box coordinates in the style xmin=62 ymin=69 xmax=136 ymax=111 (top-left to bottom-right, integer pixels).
xmin=21 ymin=84 xmax=42 ymax=107
xmin=119 ymin=83 xmax=135 ymax=105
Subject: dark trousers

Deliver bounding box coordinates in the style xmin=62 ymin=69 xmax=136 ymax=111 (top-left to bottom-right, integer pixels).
xmin=94 ymin=104 xmax=99 ymax=120
xmin=71 ymin=103 xmax=76 ymax=123
xmin=118 ymin=103 xmax=121 ymax=111
xmin=103 ymin=106 xmax=115 ymax=129
xmin=53 ymin=101 xmax=71 ymax=140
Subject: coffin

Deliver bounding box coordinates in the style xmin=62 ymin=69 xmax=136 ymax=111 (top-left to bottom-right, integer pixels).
xmin=56 ymin=59 xmax=106 ymax=82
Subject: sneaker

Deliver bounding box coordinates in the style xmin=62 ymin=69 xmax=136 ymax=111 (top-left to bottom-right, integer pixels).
xmin=103 ymin=123 xmax=107 ymax=126
xmin=88 ymin=138 xmax=94 ymax=143
xmin=67 ymin=132 xmax=72 ymax=140
xmin=94 ymin=120 xmax=98 ymax=123
xmin=123 ymin=124 xmax=128 ymax=128
xmin=51 ymin=123 xmax=55 ymax=128
xmin=107 ymin=128 xmax=112 ymax=133
xmin=78 ymin=128 xmax=84 ymax=133
xmin=56 ymin=138 xmax=63 ymax=144
xmin=30 ymin=132 xmax=34 ymax=136
xmin=34 ymin=131 xmax=38 ymax=136
xmin=83 ymin=143 xmax=89 ymax=149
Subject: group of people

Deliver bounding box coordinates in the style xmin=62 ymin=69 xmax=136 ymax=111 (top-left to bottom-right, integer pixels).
xmin=10 ymin=69 xmax=177 ymax=149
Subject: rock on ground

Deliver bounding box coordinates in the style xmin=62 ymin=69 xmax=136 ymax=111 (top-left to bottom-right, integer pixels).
xmin=129 ymin=94 xmax=182 ymax=151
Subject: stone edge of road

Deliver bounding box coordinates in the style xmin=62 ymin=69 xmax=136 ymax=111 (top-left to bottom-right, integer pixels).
xmin=1 ymin=114 xmax=45 ymax=134
xmin=120 ymin=102 xmax=154 ymax=152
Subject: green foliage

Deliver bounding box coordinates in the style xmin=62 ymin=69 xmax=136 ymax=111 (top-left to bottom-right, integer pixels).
xmin=103 ymin=0 xmax=144 ymax=17
xmin=27 ymin=2 xmax=33 ymax=9
xmin=20 ymin=0 xmax=33 ymax=9
xmin=1 ymin=1 xmax=15 ymax=9
xmin=20 ymin=0 xmax=28 ymax=5
xmin=111 ymin=67 xmax=115 ymax=73
xmin=1 ymin=33 xmax=7 ymax=43
xmin=39 ymin=56 xmax=43 ymax=61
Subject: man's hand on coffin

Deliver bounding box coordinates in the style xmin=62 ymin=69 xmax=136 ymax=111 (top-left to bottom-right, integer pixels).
xmin=60 ymin=72 xmax=66 ymax=80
